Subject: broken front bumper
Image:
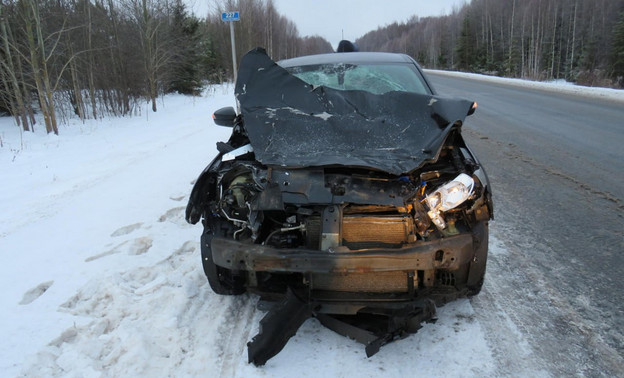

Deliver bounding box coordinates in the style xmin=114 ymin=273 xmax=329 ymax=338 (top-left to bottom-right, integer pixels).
xmin=211 ymin=228 xmax=484 ymax=274
xmin=216 ymin=223 xmax=488 ymax=366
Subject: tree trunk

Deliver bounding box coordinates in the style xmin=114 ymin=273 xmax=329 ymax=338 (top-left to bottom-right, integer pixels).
xmin=0 ymin=12 xmax=30 ymax=131
xmin=86 ymin=1 xmax=97 ymax=119
xmin=508 ymin=0 xmax=515 ymax=74
xmin=550 ymin=3 xmax=558 ymax=79
xmin=24 ymin=0 xmax=53 ymax=134
xmin=67 ymin=35 xmax=85 ymax=121
xmin=32 ymin=0 xmax=58 ymax=134
xmin=570 ymin=0 xmax=578 ymax=77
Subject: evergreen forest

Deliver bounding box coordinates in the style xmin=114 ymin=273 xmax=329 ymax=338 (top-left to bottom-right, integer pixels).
xmin=357 ymin=0 xmax=624 ymax=88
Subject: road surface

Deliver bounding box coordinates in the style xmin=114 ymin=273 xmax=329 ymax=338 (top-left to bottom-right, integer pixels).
xmin=428 ymin=72 xmax=624 ymax=376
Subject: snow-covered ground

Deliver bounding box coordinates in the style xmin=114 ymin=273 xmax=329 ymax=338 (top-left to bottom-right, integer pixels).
xmin=4 ymin=76 xmax=610 ymax=376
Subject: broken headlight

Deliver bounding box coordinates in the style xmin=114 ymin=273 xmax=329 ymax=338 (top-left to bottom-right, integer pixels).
xmin=425 ymin=173 xmax=474 ymax=230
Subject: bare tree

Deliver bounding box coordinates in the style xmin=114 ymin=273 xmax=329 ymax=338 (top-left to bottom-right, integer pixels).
xmin=0 ymin=5 xmax=31 ymax=130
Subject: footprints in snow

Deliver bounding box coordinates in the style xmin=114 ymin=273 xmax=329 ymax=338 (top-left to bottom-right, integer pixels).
xmin=158 ymin=206 xmax=186 ymax=224
xmin=51 ymin=239 xmax=199 ymax=354
xmin=18 ymin=195 xmax=190 ymax=305
xmin=85 ymin=237 xmax=153 ymax=262
xmin=48 ymin=328 xmax=78 ymax=347
xmin=62 ymin=239 xmax=197 ymax=318
xmin=19 ymin=280 xmax=54 ymax=305
xmin=20 ymin=191 xmax=201 ymax=373
xmin=86 ymin=195 xmax=188 ymax=262
xmin=110 ymin=222 xmax=143 ymax=237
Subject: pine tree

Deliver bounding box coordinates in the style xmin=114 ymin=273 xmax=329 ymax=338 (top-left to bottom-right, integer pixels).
xmin=611 ymin=12 xmax=624 ymax=85
xmin=456 ymin=14 xmax=475 ymax=71
xmin=167 ymin=1 xmax=203 ymax=95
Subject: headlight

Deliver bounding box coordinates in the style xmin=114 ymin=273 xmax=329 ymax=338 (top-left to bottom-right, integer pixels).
xmin=426 ymin=173 xmax=474 ymax=212
xmin=425 ymin=173 xmax=474 ymax=230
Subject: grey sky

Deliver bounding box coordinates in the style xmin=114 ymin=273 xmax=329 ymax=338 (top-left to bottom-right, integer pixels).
xmin=189 ymin=1 xmax=467 ymax=50
xmin=270 ymin=0 xmax=467 ymax=49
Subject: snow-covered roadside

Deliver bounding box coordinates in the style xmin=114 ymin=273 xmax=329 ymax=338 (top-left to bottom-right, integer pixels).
xmin=425 ymin=69 xmax=624 ymax=103
xmin=1 ymin=85 xmax=497 ymax=377
xmin=0 ymin=86 xmax=235 ymax=376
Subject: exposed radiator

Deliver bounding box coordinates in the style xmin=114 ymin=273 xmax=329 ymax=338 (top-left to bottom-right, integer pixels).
xmin=342 ymin=214 xmax=416 ymax=249
xmin=311 ymin=271 xmax=409 ymax=293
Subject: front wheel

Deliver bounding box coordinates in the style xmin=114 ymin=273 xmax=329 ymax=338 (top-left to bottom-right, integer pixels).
xmin=466 ymin=221 xmax=488 ymax=297
xmin=201 ymin=227 xmax=246 ymax=295
xmin=467 ymin=272 xmax=485 ymax=296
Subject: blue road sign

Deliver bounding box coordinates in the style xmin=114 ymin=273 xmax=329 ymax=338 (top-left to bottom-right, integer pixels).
xmin=221 ymin=11 xmax=240 ymax=22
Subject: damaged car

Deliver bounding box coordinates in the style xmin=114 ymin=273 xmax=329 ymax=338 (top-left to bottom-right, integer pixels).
xmin=186 ymin=47 xmax=493 ymax=365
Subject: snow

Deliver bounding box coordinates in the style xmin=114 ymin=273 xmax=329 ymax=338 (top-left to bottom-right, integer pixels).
xmin=425 ymin=70 xmax=624 ymax=104
xmin=0 ymin=84 xmax=502 ymax=377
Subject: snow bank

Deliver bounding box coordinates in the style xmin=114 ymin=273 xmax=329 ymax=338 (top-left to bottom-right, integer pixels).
xmin=425 ymin=70 xmax=624 ymax=104
xmin=1 ymin=84 xmax=495 ymax=377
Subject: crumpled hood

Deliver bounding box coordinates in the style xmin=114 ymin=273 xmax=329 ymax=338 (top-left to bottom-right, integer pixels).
xmin=235 ymin=48 xmax=474 ymax=175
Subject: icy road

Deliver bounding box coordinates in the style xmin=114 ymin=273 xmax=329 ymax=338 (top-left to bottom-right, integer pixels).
xmin=1 ymin=76 xmax=623 ymax=377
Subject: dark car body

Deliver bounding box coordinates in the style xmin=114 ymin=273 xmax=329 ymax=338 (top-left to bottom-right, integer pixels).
xmin=186 ymin=48 xmax=493 ymax=334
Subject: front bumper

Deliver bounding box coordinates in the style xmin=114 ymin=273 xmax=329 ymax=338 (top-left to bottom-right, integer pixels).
xmin=211 ymin=232 xmax=479 ymax=274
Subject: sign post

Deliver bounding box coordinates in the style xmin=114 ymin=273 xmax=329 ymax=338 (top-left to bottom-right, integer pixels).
xmin=221 ymin=11 xmax=240 ymax=83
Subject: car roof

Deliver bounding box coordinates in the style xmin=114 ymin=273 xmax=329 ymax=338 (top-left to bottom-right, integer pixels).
xmin=278 ymin=52 xmax=417 ymax=67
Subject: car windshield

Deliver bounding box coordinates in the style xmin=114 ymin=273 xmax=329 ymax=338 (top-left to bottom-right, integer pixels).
xmin=285 ymin=63 xmax=430 ymax=95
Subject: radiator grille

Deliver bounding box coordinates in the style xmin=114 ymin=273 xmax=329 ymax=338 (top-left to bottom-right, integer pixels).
xmin=311 ymin=271 xmax=409 ymax=293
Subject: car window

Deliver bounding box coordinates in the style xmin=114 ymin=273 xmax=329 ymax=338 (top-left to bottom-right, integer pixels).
xmin=285 ymin=63 xmax=430 ymax=95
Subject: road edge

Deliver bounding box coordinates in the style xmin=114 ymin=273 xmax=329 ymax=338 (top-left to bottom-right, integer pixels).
xmin=424 ymin=69 xmax=624 ymax=104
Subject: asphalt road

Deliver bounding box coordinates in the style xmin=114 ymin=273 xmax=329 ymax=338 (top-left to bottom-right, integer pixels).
xmin=427 ymin=73 xmax=624 ymax=376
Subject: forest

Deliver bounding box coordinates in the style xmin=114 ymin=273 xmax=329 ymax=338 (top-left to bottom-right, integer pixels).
xmin=357 ymin=0 xmax=624 ymax=88
xmin=1 ymin=0 xmax=623 ymax=134
xmin=0 ymin=0 xmax=332 ymax=134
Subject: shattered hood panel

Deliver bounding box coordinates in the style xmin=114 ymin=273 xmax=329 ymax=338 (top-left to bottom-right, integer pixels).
xmin=235 ymin=48 xmax=474 ymax=176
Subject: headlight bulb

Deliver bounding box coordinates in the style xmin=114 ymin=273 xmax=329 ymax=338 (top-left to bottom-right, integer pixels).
xmin=425 ymin=173 xmax=474 ymax=230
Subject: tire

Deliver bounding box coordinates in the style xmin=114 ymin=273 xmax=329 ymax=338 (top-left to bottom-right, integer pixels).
xmin=467 ymin=272 xmax=485 ymax=296
xmin=201 ymin=227 xmax=246 ymax=295
xmin=466 ymin=221 xmax=488 ymax=297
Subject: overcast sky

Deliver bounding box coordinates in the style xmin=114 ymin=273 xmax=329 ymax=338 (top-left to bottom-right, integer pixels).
xmin=270 ymin=0 xmax=467 ymax=49
xmin=190 ymin=0 xmax=467 ymax=50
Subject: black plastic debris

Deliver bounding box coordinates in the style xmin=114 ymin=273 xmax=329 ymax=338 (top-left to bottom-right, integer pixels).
xmin=247 ymin=290 xmax=313 ymax=366
xmin=247 ymin=289 xmax=437 ymax=366
xmin=316 ymin=300 xmax=438 ymax=358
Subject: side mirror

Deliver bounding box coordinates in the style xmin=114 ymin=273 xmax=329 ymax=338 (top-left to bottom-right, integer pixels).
xmin=467 ymin=102 xmax=478 ymax=116
xmin=212 ymin=106 xmax=237 ymax=127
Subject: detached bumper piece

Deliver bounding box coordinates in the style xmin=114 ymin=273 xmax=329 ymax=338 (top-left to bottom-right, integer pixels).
xmin=247 ymin=290 xmax=313 ymax=366
xmin=247 ymin=289 xmax=437 ymax=366
xmin=316 ymin=299 xmax=437 ymax=358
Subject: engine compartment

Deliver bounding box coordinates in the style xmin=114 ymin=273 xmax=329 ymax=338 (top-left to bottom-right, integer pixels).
xmin=195 ymin=130 xmax=493 ymax=298
xmin=214 ymin=135 xmax=490 ymax=244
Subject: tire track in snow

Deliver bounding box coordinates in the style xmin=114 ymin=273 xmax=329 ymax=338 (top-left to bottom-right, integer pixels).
xmin=214 ymin=295 xmax=257 ymax=378
xmin=470 ymin=235 xmax=550 ymax=377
